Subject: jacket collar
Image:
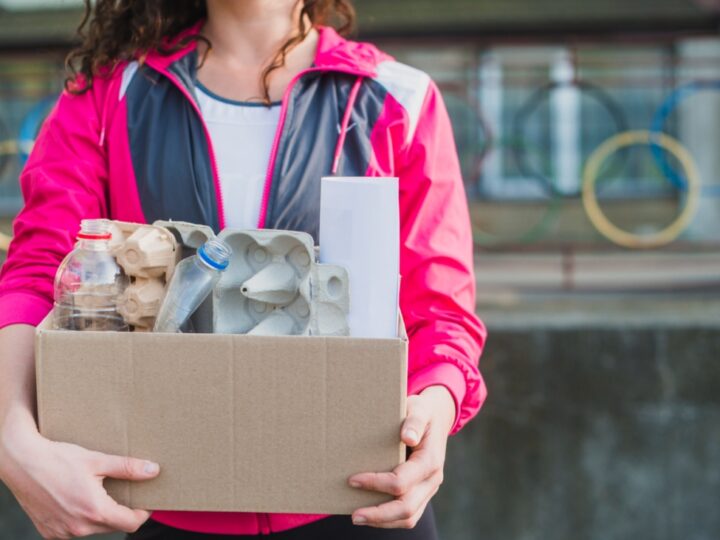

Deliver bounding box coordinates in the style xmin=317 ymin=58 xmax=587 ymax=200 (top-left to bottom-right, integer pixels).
xmin=313 ymin=26 xmax=388 ymax=76
xmin=145 ymin=23 xmax=387 ymax=79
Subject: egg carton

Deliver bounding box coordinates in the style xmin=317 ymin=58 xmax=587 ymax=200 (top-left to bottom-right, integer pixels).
xmin=106 ymin=220 xmax=181 ymax=331
xmin=214 ymin=229 xmax=349 ymax=336
xmin=151 ymin=220 xmax=216 ymax=333
xmin=147 ymin=223 xmax=349 ymax=336
xmin=105 ymin=220 xmax=350 ymax=336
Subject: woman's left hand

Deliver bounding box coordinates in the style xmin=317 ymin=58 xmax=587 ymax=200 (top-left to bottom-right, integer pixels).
xmin=348 ymin=385 xmax=456 ymax=529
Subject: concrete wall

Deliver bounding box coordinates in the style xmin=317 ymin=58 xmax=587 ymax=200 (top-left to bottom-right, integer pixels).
xmin=434 ymin=321 xmax=720 ymax=540
xmin=1 ymin=319 xmax=719 ymax=540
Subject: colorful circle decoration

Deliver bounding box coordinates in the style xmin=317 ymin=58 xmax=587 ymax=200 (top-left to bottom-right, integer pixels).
xmin=582 ymin=131 xmax=700 ymax=249
xmin=650 ymin=79 xmax=720 ymax=196
xmin=512 ymin=80 xmax=628 ymax=198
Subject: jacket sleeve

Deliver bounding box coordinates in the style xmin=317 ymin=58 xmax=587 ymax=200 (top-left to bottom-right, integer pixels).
xmin=0 ymin=87 xmax=108 ymax=329
xmin=397 ymin=80 xmax=487 ymax=434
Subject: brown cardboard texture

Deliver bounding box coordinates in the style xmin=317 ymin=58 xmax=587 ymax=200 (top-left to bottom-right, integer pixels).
xmin=35 ymin=315 xmax=408 ymax=514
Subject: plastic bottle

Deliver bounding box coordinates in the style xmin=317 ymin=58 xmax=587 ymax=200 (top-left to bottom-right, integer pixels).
xmin=53 ymin=219 xmax=129 ymax=331
xmin=153 ymin=238 xmax=232 ymax=333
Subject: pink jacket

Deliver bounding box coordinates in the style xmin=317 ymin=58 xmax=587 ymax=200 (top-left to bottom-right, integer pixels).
xmin=0 ymin=26 xmax=487 ymax=534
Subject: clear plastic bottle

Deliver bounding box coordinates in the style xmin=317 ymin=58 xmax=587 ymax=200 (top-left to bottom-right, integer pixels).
xmin=53 ymin=219 xmax=129 ymax=331
xmin=153 ymin=238 xmax=232 ymax=333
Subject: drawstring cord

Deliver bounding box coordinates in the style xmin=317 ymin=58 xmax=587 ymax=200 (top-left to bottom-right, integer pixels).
xmin=98 ymin=94 xmax=109 ymax=147
xmin=331 ymin=76 xmax=364 ymax=175
xmin=98 ymin=71 xmax=121 ymax=147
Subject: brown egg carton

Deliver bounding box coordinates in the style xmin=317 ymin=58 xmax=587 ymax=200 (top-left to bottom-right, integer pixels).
xmin=106 ymin=220 xmax=181 ymax=331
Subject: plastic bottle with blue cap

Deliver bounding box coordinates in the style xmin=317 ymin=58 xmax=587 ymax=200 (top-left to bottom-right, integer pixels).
xmin=153 ymin=238 xmax=232 ymax=333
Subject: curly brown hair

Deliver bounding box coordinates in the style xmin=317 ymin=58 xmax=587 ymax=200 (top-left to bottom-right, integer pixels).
xmin=65 ymin=0 xmax=355 ymax=103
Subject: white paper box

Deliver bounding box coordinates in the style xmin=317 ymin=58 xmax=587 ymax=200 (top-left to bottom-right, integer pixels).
xmin=319 ymin=177 xmax=399 ymax=338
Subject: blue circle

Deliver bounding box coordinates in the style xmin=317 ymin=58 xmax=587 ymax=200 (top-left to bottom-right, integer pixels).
xmin=650 ymin=80 xmax=720 ymax=196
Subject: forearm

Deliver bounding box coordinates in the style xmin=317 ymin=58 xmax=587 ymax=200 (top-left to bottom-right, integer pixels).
xmin=0 ymin=324 xmax=39 ymax=470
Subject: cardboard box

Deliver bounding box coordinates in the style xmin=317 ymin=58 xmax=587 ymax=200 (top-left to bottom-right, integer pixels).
xmin=35 ymin=314 xmax=407 ymax=514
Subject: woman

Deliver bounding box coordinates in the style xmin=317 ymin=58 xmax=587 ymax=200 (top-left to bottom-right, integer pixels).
xmin=0 ymin=0 xmax=487 ymax=538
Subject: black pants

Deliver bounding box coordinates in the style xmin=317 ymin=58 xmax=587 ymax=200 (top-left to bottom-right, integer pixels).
xmin=126 ymin=505 xmax=439 ymax=540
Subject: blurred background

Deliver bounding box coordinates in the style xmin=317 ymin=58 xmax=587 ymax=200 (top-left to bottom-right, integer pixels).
xmin=1 ymin=1 xmax=720 ymax=539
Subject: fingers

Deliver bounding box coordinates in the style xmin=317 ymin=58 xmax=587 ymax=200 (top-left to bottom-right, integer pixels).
xmin=91 ymin=453 xmax=160 ymax=481
xmin=362 ymin=501 xmax=427 ymax=529
xmin=53 ymin=504 xmax=149 ymax=537
xmin=371 ymin=484 xmax=440 ymax=529
xmin=349 ymin=392 xmax=450 ymax=530
xmin=84 ymin=451 xmax=156 ymax=532
xmin=98 ymin=499 xmax=152 ymax=533
xmin=349 ymin=449 xmax=435 ymax=496
xmin=31 ymin=500 xmax=148 ymax=539
xmin=87 ymin=452 xmax=156 ymax=532
xmin=400 ymin=396 xmax=432 ymax=447
xmin=351 ymin=475 xmax=440 ymax=528
xmin=12 ymin=440 xmax=155 ymax=539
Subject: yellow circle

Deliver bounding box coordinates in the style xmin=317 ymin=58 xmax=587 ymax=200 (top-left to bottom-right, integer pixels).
xmin=582 ymin=130 xmax=700 ymax=249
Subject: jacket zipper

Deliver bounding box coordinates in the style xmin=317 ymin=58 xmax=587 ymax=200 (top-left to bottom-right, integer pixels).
xmin=156 ymin=64 xmax=372 ymax=232
xmin=257 ymin=66 xmax=373 ymax=229
xmin=256 ymin=68 xmax=311 ymax=229
xmin=153 ymin=67 xmax=227 ymax=230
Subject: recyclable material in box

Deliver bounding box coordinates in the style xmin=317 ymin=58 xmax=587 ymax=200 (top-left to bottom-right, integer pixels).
xmin=35 ymin=220 xmax=407 ymax=514
xmin=108 ymin=221 xmax=180 ymax=331
xmin=213 ymin=229 xmax=350 ymax=336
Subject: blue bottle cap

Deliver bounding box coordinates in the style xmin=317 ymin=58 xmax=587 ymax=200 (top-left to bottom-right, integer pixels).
xmin=198 ymin=239 xmax=231 ymax=270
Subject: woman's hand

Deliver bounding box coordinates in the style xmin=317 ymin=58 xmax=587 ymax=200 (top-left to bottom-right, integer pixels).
xmin=348 ymin=385 xmax=456 ymax=529
xmin=0 ymin=415 xmax=160 ymax=539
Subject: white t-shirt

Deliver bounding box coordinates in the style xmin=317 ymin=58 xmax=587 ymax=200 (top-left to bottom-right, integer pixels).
xmin=195 ymin=82 xmax=281 ymax=229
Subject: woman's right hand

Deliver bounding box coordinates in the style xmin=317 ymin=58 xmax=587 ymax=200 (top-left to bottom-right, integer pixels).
xmin=0 ymin=415 xmax=159 ymax=539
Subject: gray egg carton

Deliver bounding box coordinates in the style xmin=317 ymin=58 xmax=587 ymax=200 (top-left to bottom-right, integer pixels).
xmin=152 ymin=221 xmax=350 ymax=336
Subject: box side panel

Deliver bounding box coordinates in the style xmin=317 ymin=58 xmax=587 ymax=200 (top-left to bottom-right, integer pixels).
xmin=36 ymin=330 xmax=132 ymax=504
xmin=322 ymin=338 xmax=407 ymax=514
xmin=119 ymin=334 xmax=236 ymax=510
xmin=228 ymin=336 xmax=406 ymax=514
xmin=231 ymin=336 xmax=329 ymax=513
